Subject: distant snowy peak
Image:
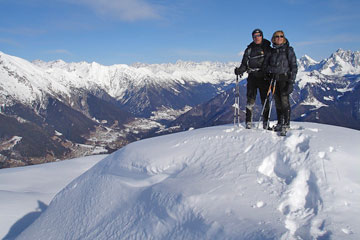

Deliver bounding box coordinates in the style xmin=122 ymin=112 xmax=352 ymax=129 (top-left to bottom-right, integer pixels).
xmin=1 ymin=49 xmax=360 ymax=107
xmin=317 ymin=49 xmax=360 ymax=75
xmin=0 ymin=51 xmax=238 ymax=108
xmin=32 ymin=58 xmax=238 ymax=85
xmin=298 ymin=55 xmax=319 ymax=71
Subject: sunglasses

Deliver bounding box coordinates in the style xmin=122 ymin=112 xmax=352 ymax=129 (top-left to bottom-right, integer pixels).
xmin=253 ymin=34 xmax=262 ymax=38
xmin=275 ymin=35 xmax=284 ymax=38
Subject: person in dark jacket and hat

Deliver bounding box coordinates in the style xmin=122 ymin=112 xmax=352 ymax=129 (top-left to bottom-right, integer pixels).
xmin=264 ymin=30 xmax=298 ymax=135
xmin=235 ymin=29 xmax=272 ymax=129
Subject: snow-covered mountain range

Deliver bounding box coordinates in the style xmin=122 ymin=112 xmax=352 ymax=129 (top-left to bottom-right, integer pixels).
xmin=1 ymin=52 xmax=235 ymax=115
xmin=167 ymin=49 xmax=360 ymax=132
xmin=1 ymin=49 xmax=360 ymax=167
xmin=12 ymin=122 xmax=360 ymax=240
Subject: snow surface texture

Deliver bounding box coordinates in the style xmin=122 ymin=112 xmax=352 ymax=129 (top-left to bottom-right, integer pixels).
xmin=17 ymin=122 xmax=360 ymax=240
xmin=0 ymin=155 xmax=106 ymax=240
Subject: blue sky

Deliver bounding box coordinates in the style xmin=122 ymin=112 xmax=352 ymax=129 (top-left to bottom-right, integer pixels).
xmin=1 ymin=0 xmax=359 ymax=65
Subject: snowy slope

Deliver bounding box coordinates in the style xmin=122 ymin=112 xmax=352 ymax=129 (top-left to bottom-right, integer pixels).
xmin=17 ymin=122 xmax=360 ymax=240
xmin=0 ymin=155 xmax=106 ymax=239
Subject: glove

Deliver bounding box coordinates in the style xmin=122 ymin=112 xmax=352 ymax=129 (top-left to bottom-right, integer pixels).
xmin=283 ymin=81 xmax=293 ymax=95
xmin=234 ymin=67 xmax=242 ymax=76
xmin=264 ymin=73 xmax=272 ymax=81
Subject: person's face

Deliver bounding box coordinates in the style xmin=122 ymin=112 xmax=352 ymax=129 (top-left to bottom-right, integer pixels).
xmin=252 ymin=34 xmax=262 ymax=44
xmin=274 ymin=33 xmax=285 ymax=45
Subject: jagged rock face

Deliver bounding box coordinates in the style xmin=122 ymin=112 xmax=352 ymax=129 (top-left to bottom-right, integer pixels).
xmin=1 ymin=49 xmax=360 ymax=168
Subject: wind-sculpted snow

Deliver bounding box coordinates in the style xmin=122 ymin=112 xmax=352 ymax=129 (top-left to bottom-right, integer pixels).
xmin=17 ymin=122 xmax=360 ymax=240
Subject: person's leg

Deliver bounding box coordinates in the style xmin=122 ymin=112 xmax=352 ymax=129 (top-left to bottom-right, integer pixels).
xmin=273 ymin=81 xmax=287 ymax=131
xmin=258 ymin=78 xmax=271 ymax=128
xmin=246 ymin=75 xmax=257 ymax=128
xmin=281 ymin=94 xmax=291 ymax=129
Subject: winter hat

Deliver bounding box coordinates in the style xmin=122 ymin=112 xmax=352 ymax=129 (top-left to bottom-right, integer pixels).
xmin=252 ymin=28 xmax=263 ymax=36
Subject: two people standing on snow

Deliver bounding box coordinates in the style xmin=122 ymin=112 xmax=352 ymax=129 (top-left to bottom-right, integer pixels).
xmin=235 ymin=29 xmax=298 ymax=133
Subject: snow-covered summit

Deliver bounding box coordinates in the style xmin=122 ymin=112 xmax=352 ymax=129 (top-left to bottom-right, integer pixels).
xmin=298 ymin=55 xmax=319 ymax=71
xmin=17 ymin=122 xmax=360 ymax=240
xmin=295 ymin=49 xmax=360 ymax=89
xmin=317 ymin=49 xmax=360 ymax=75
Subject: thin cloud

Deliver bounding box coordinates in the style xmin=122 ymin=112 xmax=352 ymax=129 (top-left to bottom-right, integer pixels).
xmin=294 ymin=35 xmax=360 ymax=46
xmin=66 ymin=0 xmax=162 ymax=21
xmin=172 ymin=49 xmax=217 ymax=57
xmin=0 ymin=27 xmax=46 ymax=36
xmin=44 ymin=49 xmax=73 ymax=55
xmin=314 ymin=14 xmax=360 ymax=25
xmin=0 ymin=38 xmax=22 ymax=47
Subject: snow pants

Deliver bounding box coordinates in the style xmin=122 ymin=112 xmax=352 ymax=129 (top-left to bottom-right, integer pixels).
xmin=246 ymin=72 xmax=270 ymax=124
xmin=274 ymin=79 xmax=291 ymax=126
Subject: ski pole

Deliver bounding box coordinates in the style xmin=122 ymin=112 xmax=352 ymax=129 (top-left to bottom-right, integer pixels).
xmin=265 ymin=79 xmax=277 ymax=130
xmin=233 ymin=74 xmax=240 ymax=127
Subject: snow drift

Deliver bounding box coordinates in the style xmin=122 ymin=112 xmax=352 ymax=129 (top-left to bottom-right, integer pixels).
xmin=17 ymin=123 xmax=360 ymax=240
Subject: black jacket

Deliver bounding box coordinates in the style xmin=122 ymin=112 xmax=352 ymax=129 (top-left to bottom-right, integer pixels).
xmin=264 ymin=39 xmax=298 ymax=82
xmin=238 ymin=39 xmax=271 ymax=75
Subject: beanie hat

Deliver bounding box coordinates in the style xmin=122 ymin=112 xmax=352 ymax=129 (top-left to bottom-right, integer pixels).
xmin=252 ymin=28 xmax=263 ymax=36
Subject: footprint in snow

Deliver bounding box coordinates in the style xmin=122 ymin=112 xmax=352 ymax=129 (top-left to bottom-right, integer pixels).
xmin=342 ymin=227 xmax=353 ymax=235
xmin=284 ymin=132 xmax=310 ymax=153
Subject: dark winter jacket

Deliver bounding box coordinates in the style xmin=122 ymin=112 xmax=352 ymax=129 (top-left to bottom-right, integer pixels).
xmin=238 ymin=39 xmax=271 ymax=75
xmin=264 ymin=39 xmax=298 ymax=82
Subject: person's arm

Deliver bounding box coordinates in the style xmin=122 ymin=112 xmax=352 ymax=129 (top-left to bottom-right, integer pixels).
xmin=235 ymin=48 xmax=249 ymax=75
xmin=288 ymin=47 xmax=298 ymax=82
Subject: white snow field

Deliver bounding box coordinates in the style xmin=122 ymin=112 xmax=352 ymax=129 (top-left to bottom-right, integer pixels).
xmin=0 ymin=155 xmax=106 ymax=240
xmin=7 ymin=122 xmax=360 ymax=239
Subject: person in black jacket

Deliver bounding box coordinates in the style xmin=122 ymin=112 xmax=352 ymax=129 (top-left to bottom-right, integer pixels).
xmin=235 ymin=29 xmax=272 ymax=129
xmin=264 ymin=30 xmax=298 ymax=135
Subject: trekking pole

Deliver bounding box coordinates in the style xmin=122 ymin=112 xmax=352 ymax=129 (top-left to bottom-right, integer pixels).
xmin=265 ymin=75 xmax=278 ymax=130
xmin=233 ymin=74 xmax=240 ymax=127
xmin=289 ymin=93 xmax=296 ymax=105
xmin=257 ymin=76 xmax=275 ymax=129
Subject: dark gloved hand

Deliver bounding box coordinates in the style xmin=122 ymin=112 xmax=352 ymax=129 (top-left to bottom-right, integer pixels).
xmin=234 ymin=67 xmax=242 ymax=76
xmin=283 ymin=81 xmax=294 ymax=95
xmin=264 ymin=73 xmax=272 ymax=81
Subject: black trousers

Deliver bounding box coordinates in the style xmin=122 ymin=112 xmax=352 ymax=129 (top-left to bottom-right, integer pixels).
xmin=246 ymin=72 xmax=270 ymax=123
xmin=274 ymin=80 xmax=291 ymax=125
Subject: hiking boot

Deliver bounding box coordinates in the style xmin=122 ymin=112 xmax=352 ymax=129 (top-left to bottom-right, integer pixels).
xmin=246 ymin=122 xmax=252 ymax=129
xmin=280 ymin=124 xmax=290 ymax=136
xmin=273 ymin=124 xmax=282 ymax=132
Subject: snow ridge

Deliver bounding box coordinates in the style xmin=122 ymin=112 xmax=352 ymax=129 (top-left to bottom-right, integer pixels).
xmin=17 ymin=123 xmax=360 ymax=240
